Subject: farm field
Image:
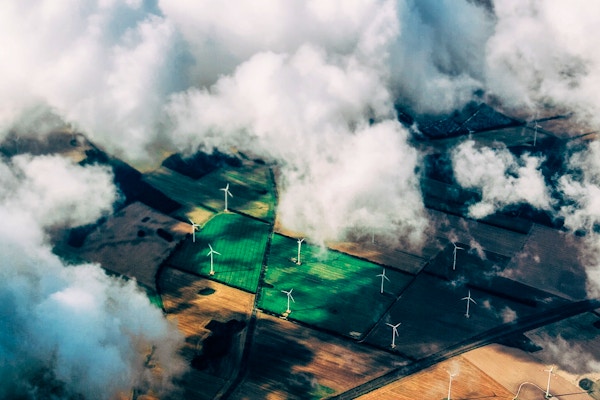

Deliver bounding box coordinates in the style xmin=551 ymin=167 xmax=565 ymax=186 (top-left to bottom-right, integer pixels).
xmin=258 ymin=234 xmax=415 ymax=338
xmin=144 ymin=162 xmax=277 ymax=223
xmin=196 ymin=166 xmax=277 ymax=223
xmin=164 ymin=212 xmax=271 ymax=293
xmin=143 ymin=166 xmax=218 ymax=219
xmin=356 ymin=349 xmax=515 ymax=399
xmin=158 ymin=268 xmax=255 ymax=400
xmin=65 ymin=201 xmax=189 ymax=289
xmin=463 ymin=343 xmax=594 ymax=400
xmin=229 ymin=313 xmax=407 ymax=400
xmin=365 ymin=272 xmax=567 ymax=359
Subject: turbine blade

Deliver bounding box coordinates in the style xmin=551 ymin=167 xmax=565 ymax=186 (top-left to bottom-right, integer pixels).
xmin=214 ymin=251 xmax=221 ymax=255
xmin=290 ymin=295 xmax=295 ymax=302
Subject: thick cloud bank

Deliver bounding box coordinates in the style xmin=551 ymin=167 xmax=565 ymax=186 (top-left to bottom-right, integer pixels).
xmin=0 ymin=155 xmax=186 ymax=399
xmin=167 ymin=45 xmax=427 ymax=244
xmin=558 ymin=142 xmax=600 ymax=296
xmin=485 ymin=1 xmax=600 ymax=125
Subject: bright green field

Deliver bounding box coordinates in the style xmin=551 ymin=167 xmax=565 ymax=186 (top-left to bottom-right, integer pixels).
xmin=165 ymin=212 xmax=271 ymax=292
xmin=258 ymin=234 xmax=414 ymax=338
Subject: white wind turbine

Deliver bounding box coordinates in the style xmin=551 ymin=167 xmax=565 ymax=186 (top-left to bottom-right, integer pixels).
xmin=207 ymin=244 xmax=221 ymax=275
xmin=220 ymin=183 xmax=233 ymax=212
xmin=281 ymin=288 xmax=295 ymax=314
xmin=446 ymin=371 xmax=457 ymax=400
xmin=533 ymin=121 xmax=542 ymax=147
xmin=451 ymin=242 xmax=464 ymax=271
xmin=296 ymin=238 xmax=305 ymax=265
xmin=376 ymin=268 xmax=390 ymax=294
xmin=461 ymin=290 xmax=476 ymax=318
xmin=545 ymin=366 xmax=555 ymax=398
xmin=386 ymin=322 xmax=401 ymax=348
xmin=188 ymin=218 xmax=200 ymax=242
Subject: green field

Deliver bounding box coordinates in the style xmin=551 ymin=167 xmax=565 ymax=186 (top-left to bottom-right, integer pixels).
xmin=144 ymin=164 xmax=277 ymax=223
xmin=165 ymin=212 xmax=271 ymax=292
xmin=196 ymin=166 xmax=277 ymax=222
xmin=258 ymin=234 xmax=414 ymax=338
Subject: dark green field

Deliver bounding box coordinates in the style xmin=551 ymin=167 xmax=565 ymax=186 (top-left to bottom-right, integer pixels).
xmin=165 ymin=212 xmax=271 ymax=292
xmin=144 ymin=164 xmax=277 ymax=223
xmin=258 ymin=234 xmax=414 ymax=338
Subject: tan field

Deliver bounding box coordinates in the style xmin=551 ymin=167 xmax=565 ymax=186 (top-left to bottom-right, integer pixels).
xmin=357 ymin=343 xmax=593 ymax=400
xmin=158 ymin=268 xmax=255 ymax=399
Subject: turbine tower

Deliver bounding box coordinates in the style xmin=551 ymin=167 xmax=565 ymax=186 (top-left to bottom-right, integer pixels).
xmin=220 ymin=183 xmax=233 ymax=212
xmin=447 ymin=371 xmax=457 ymax=400
xmin=207 ymin=244 xmax=221 ymax=276
xmin=296 ymin=238 xmax=305 ymax=265
xmin=461 ymin=290 xmax=476 ymax=318
xmin=386 ymin=322 xmax=401 ymax=348
xmin=281 ymin=288 xmax=295 ymax=314
xmin=452 ymin=242 xmax=464 ymax=271
xmin=188 ymin=218 xmax=200 ymax=242
xmin=545 ymin=366 xmax=555 ymax=398
xmin=376 ymin=268 xmax=390 ymax=294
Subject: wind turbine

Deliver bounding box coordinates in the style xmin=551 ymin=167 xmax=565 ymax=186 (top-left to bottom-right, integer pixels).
xmin=545 ymin=366 xmax=555 ymax=398
xmin=461 ymin=290 xmax=476 ymax=318
xmin=12 ymin=135 xmax=21 ymax=154
xmin=451 ymin=242 xmax=464 ymax=271
xmin=296 ymin=238 xmax=305 ymax=265
xmin=376 ymin=268 xmax=390 ymax=294
xmin=188 ymin=218 xmax=200 ymax=242
xmin=220 ymin=183 xmax=233 ymax=212
xmin=446 ymin=371 xmax=457 ymax=400
xmin=386 ymin=322 xmax=401 ymax=348
xmin=533 ymin=121 xmax=542 ymax=147
xmin=281 ymin=288 xmax=295 ymax=314
xmin=207 ymin=244 xmax=221 ymax=275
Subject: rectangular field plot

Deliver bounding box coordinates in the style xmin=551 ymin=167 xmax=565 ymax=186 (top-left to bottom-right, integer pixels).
xmin=143 ymin=163 xmax=276 ymax=223
xmin=229 ymin=313 xmax=406 ymax=400
xmin=165 ymin=212 xmax=271 ymax=292
xmin=258 ymin=234 xmax=414 ymax=338
xmin=366 ymin=273 xmax=567 ymax=359
xmin=196 ymin=166 xmax=277 ymax=222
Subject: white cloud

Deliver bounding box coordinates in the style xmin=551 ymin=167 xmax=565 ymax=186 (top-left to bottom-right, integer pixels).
xmin=451 ymin=140 xmax=552 ymax=219
xmin=0 ymin=155 xmax=186 ymax=398
xmin=167 ymin=45 xmax=427 ymax=245
xmin=485 ymin=0 xmax=600 ymax=126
